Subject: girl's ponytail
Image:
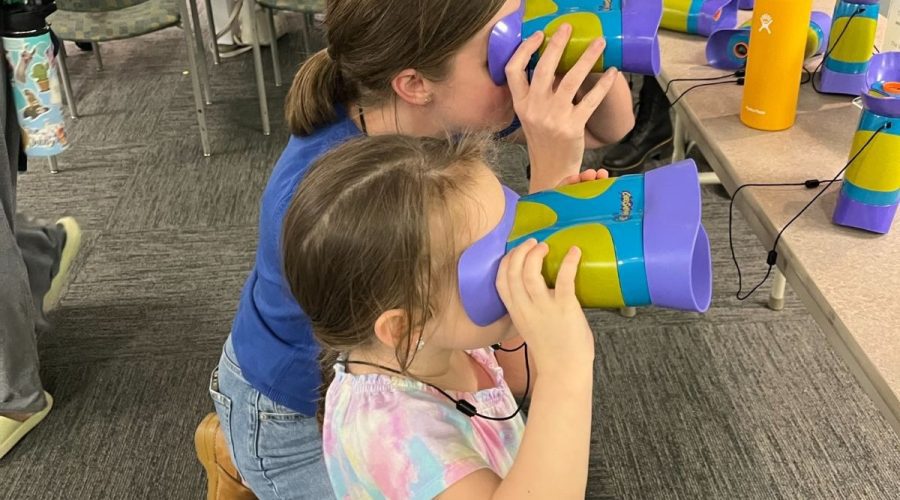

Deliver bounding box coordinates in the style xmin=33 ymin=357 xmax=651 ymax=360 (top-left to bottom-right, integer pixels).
xmin=317 ymin=346 xmax=340 ymax=428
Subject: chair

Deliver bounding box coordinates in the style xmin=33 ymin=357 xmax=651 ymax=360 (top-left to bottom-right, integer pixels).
xmin=206 ymin=0 xmax=323 ymax=136
xmin=48 ymin=0 xmax=214 ymax=156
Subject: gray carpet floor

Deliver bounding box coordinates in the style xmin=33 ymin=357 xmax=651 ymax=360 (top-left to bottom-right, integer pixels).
xmin=3 ymin=17 xmax=900 ymax=500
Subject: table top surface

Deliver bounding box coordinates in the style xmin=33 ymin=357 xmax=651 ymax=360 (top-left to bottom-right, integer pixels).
xmin=655 ymin=0 xmax=900 ymax=418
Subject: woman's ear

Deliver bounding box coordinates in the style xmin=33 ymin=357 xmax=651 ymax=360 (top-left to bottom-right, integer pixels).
xmin=391 ymin=69 xmax=435 ymax=107
xmin=373 ymin=309 xmax=410 ymax=349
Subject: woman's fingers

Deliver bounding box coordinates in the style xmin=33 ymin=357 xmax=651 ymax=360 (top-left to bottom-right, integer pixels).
xmin=573 ymin=68 xmax=619 ymax=124
xmin=556 ymin=37 xmax=607 ymax=102
xmin=506 ymin=31 xmax=545 ymax=102
xmin=530 ymin=24 xmax=572 ymax=92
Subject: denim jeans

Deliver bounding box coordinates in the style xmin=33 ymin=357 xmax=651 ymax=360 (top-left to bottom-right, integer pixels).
xmin=209 ymin=336 xmax=334 ymax=499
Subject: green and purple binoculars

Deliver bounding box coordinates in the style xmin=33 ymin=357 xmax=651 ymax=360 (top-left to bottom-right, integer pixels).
xmin=458 ymin=160 xmax=713 ymax=326
xmin=706 ymin=11 xmax=832 ymax=71
xmin=833 ymin=52 xmax=900 ymax=234
xmin=660 ymin=0 xmax=738 ymax=37
xmin=819 ymin=0 xmax=880 ymax=95
xmin=487 ymin=0 xmax=662 ymax=86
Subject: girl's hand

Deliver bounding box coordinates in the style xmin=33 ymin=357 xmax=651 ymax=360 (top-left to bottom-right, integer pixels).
xmin=556 ymin=168 xmax=609 ymax=188
xmin=506 ymin=25 xmax=620 ymax=191
xmin=495 ymin=239 xmax=594 ymax=375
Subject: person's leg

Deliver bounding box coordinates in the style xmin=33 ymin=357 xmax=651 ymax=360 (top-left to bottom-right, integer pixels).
xmin=14 ymin=215 xmax=66 ymax=327
xmin=601 ymin=75 xmax=674 ymax=175
xmin=0 ymin=42 xmax=46 ymax=421
xmin=212 ymin=336 xmax=334 ymax=500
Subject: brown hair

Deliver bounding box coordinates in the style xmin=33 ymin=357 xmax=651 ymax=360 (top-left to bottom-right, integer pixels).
xmin=283 ymin=134 xmax=493 ymax=422
xmin=286 ymin=0 xmax=507 ymax=136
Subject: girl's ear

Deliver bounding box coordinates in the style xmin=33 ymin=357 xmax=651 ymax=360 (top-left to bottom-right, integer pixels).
xmin=373 ymin=309 xmax=410 ymax=349
xmin=390 ymin=69 xmax=435 ymax=107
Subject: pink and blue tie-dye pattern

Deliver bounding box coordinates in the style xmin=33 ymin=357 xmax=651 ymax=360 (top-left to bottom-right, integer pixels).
xmin=322 ymin=348 xmax=526 ymax=499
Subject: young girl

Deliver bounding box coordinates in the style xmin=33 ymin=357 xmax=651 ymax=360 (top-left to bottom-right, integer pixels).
xmin=283 ymin=134 xmax=597 ymax=499
xmin=210 ymin=0 xmax=632 ymax=496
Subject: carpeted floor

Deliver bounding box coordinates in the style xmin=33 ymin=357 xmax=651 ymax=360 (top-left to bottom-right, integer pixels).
xmin=4 ymin=16 xmax=900 ymax=500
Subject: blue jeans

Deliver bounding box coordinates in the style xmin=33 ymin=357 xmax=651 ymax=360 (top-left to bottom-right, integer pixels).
xmin=209 ymin=336 xmax=334 ymax=500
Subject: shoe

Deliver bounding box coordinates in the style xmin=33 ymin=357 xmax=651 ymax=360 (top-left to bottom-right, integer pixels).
xmin=74 ymin=41 xmax=93 ymax=52
xmin=602 ymin=76 xmax=674 ymax=175
xmin=43 ymin=217 xmax=81 ymax=315
xmin=0 ymin=392 xmax=53 ymax=459
xmin=195 ymin=413 xmax=257 ymax=500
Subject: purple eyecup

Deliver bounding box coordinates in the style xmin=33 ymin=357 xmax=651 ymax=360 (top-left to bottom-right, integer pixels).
xmin=458 ymin=185 xmax=520 ymax=327
xmin=643 ymin=160 xmax=712 ymax=312
xmin=488 ymin=6 xmax=524 ymax=86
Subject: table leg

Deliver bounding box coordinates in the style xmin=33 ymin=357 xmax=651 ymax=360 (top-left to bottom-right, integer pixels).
xmin=768 ymin=267 xmax=787 ymax=311
xmin=619 ymin=307 xmax=637 ymax=318
xmin=671 ymin=108 xmax=686 ymax=162
xmin=203 ymin=0 xmax=221 ymax=64
xmin=48 ymin=157 xmax=59 ymax=174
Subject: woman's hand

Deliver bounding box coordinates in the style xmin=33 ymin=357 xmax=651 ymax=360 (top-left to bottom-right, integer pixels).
xmin=556 ymin=168 xmax=609 ymax=188
xmin=506 ymin=25 xmax=620 ymax=192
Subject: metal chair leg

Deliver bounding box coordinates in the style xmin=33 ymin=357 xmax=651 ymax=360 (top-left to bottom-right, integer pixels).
xmin=180 ymin=0 xmax=211 ymax=156
xmin=186 ymin=0 xmax=212 ymax=105
xmin=92 ymin=42 xmax=103 ymax=70
xmin=301 ymin=11 xmax=312 ymax=55
xmin=48 ymin=157 xmax=60 ymax=174
xmin=56 ymin=42 xmax=79 ymax=119
xmin=203 ymin=0 xmax=221 ymax=64
xmin=266 ymin=7 xmax=282 ymax=87
xmin=246 ymin=4 xmax=271 ymax=135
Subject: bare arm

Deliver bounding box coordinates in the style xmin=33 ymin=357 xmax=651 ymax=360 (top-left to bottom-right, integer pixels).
xmin=439 ymin=243 xmax=596 ymax=500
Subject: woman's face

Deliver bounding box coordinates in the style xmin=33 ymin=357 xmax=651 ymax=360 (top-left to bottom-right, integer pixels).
xmin=429 ymin=0 xmax=521 ymax=133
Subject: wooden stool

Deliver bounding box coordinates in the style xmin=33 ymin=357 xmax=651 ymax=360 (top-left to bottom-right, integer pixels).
xmin=195 ymin=413 xmax=257 ymax=500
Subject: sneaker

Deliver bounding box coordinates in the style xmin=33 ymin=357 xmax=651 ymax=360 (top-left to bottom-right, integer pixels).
xmin=0 ymin=392 xmax=53 ymax=460
xmin=43 ymin=217 xmax=82 ymax=314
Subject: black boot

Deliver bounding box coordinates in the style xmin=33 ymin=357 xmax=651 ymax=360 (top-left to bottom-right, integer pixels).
xmin=602 ymin=75 xmax=673 ymax=175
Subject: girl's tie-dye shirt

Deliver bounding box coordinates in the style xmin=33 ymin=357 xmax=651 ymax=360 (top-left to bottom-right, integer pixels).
xmin=323 ymin=348 xmax=526 ymax=499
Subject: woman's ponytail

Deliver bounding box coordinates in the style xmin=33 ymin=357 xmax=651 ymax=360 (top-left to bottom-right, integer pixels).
xmin=286 ymin=49 xmax=349 ymax=137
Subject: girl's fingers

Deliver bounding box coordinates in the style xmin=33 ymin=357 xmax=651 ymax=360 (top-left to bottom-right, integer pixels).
xmin=597 ymin=168 xmax=610 ymax=179
xmin=553 ymin=246 xmax=582 ymax=301
xmin=522 ymin=242 xmax=551 ymax=303
xmin=506 ymin=31 xmax=545 ymax=102
xmin=556 ymin=37 xmax=607 ymax=103
xmin=530 ymin=24 xmax=572 ymax=92
xmin=572 ymin=68 xmax=619 ymax=124
xmin=504 ymin=239 xmax=539 ymax=308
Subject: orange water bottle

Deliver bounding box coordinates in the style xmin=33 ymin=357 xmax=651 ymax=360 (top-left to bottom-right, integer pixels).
xmin=740 ymin=0 xmax=814 ymax=130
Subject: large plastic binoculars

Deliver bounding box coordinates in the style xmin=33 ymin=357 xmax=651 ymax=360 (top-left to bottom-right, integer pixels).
xmin=819 ymin=0 xmax=880 ymax=96
xmin=487 ymin=0 xmax=662 ymax=86
xmin=459 ymin=160 xmax=713 ymax=327
xmin=660 ymin=0 xmax=738 ymax=37
xmin=706 ymin=12 xmax=831 ymax=71
xmin=833 ymin=52 xmax=900 ymax=234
